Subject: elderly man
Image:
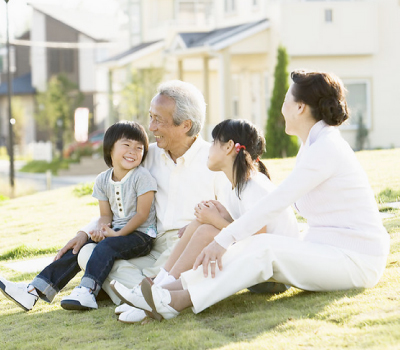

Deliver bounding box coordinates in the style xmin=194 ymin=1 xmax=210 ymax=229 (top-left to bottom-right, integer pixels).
xmin=77 ymin=80 xmax=226 ymax=322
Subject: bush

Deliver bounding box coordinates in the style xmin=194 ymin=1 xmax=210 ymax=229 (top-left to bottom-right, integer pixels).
xmin=376 ymin=188 xmax=400 ymax=203
xmin=19 ymin=159 xmax=72 ymax=175
xmin=73 ymin=182 xmax=94 ymax=197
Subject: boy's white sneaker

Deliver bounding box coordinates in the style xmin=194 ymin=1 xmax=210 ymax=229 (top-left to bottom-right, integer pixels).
xmin=61 ymin=286 xmax=98 ymax=310
xmin=0 ymin=276 xmax=38 ymax=311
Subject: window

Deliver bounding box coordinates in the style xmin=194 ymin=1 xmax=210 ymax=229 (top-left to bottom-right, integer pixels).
xmin=325 ymin=9 xmax=333 ymax=22
xmin=232 ymin=74 xmax=240 ymax=118
xmin=48 ymin=48 xmax=75 ymax=76
xmin=176 ymin=0 xmax=213 ymax=24
xmin=342 ymin=80 xmax=371 ymax=129
xmin=224 ymin=0 xmax=236 ymax=13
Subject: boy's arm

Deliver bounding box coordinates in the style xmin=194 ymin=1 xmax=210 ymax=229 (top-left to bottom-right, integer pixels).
xmin=103 ymin=191 xmax=155 ymax=237
xmin=90 ymin=200 xmax=113 ymax=242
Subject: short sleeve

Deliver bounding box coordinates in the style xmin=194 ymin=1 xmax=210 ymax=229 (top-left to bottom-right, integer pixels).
xmin=92 ymin=172 xmax=108 ymax=201
xmin=134 ymin=167 xmax=157 ymax=197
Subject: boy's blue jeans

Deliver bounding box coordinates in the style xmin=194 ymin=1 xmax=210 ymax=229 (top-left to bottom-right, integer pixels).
xmin=31 ymin=231 xmax=153 ymax=303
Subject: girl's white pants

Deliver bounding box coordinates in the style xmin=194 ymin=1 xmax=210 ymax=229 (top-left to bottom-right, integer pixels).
xmin=181 ymin=234 xmax=387 ymax=314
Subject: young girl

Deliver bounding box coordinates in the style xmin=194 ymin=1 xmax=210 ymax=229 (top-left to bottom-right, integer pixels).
xmin=0 ymin=121 xmax=157 ymax=311
xmin=110 ymin=119 xmax=299 ymax=322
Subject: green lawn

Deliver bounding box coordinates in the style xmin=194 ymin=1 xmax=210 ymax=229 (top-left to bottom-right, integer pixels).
xmin=0 ymin=148 xmax=399 ymax=350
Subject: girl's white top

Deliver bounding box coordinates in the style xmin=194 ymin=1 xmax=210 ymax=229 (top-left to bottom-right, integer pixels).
xmin=223 ymin=171 xmax=299 ymax=238
xmin=215 ymin=121 xmax=390 ymax=256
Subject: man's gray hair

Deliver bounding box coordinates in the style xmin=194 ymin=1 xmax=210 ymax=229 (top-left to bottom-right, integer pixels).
xmin=157 ymin=80 xmax=206 ymax=136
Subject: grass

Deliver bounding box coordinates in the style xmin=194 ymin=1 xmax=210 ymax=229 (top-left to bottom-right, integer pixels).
xmin=19 ymin=159 xmax=75 ymax=175
xmin=0 ymin=148 xmax=399 ymax=349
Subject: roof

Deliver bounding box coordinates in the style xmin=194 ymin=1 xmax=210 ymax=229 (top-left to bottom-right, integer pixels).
xmin=29 ymin=3 xmax=117 ymax=41
xmin=102 ymin=40 xmax=163 ymax=63
xmin=178 ymin=19 xmax=269 ymax=49
xmin=0 ymin=73 xmax=36 ymax=96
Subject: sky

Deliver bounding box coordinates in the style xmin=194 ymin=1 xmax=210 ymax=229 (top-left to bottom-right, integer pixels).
xmin=0 ymin=0 xmax=120 ymax=39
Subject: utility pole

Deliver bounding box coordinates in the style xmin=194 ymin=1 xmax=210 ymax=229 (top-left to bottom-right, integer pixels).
xmin=5 ymin=0 xmax=15 ymax=192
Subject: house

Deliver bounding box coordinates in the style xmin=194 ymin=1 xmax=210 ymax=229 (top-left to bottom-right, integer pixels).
xmin=100 ymin=0 xmax=400 ymax=150
xmin=0 ymin=3 xmax=123 ymax=156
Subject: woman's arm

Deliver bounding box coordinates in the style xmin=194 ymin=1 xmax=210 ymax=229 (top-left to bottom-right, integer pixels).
xmin=102 ymin=191 xmax=155 ymax=237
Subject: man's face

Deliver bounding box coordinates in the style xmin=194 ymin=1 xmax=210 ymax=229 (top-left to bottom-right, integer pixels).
xmin=148 ymin=94 xmax=189 ymax=152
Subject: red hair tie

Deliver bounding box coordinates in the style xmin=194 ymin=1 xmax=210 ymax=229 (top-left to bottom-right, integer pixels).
xmin=235 ymin=143 xmax=246 ymax=154
xmin=256 ymin=157 xmax=260 ymax=162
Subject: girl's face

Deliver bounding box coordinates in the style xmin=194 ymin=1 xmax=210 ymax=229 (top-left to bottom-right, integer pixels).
xmin=207 ymin=139 xmax=227 ymax=172
xmin=110 ymin=138 xmax=144 ymax=172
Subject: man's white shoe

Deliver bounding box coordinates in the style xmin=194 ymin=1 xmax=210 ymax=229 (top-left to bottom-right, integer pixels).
xmin=61 ymin=286 xmax=98 ymax=310
xmin=110 ymin=280 xmax=151 ymax=312
xmin=0 ymin=276 xmax=38 ymax=311
xmin=115 ymin=303 xmax=133 ymax=315
xmin=118 ymin=307 xmax=147 ymax=324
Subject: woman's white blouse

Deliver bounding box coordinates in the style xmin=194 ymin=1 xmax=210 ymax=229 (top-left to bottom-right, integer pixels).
xmin=215 ymin=121 xmax=389 ymax=256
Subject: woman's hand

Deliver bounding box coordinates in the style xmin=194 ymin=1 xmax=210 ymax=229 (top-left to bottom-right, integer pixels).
xmin=194 ymin=201 xmax=221 ymax=226
xmin=193 ymin=240 xmax=226 ymax=278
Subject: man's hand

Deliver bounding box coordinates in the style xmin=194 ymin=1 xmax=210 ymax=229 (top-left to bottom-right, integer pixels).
xmin=193 ymin=240 xmax=226 ymax=278
xmin=54 ymin=231 xmax=88 ymax=261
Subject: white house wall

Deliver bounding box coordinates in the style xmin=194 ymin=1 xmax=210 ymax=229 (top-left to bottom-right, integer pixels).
xmin=78 ymin=34 xmax=96 ymax=92
xmin=31 ymin=10 xmax=47 ymax=92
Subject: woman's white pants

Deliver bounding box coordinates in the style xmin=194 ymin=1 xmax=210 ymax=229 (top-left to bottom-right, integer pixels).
xmin=181 ymin=234 xmax=387 ymax=314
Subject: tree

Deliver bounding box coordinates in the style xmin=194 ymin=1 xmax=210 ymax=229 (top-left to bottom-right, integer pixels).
xmin=35 ymin=74 xmax=83 ymax=159
xmin=119 ymin=67 xmax=164 ymax=135
xmin=265 ymin=46 xmax=299 ymax=158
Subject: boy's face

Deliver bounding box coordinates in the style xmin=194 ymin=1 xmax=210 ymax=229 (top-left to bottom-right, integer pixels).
xmin=110 ymin=138 xmax=144 ymax=171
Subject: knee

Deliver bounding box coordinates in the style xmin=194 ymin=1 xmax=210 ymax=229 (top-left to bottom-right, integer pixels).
xmin=78 ymin=243 xmax=96 ymax=270
xmin=193 ymin=224 xmax=217 ymax=242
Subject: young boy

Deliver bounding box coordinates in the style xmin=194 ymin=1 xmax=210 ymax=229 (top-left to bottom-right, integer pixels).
xmin=0 ymin=121 xmax=157 ymax=311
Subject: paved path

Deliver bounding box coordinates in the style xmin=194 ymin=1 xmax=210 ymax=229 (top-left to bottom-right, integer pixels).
xmin=0 ymin=160 xmax=96 ymax=192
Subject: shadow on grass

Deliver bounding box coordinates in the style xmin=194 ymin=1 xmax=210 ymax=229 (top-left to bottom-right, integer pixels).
xmin=0 ymin=284 xmax=365 ymax=350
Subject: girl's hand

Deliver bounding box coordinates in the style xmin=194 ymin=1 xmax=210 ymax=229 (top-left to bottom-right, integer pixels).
xmin=207 ymin=200 xmax=233 ymax=222
xmin=90 ymin=229 xmax=105 ymax=242
xmin=193 ymin=240 xmax=226 ymax=278
xmin=194 ymin=201 xmax=221 ymax=225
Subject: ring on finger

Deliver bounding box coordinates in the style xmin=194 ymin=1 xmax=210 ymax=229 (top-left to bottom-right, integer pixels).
xmin=210 ymin=261 xmax=216 ymax=264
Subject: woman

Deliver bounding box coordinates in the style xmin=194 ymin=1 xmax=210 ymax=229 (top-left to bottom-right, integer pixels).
xmin=131 ymin=70 xmax=390 ymax=320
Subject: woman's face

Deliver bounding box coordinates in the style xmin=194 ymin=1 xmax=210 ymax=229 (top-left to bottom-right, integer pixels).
xmin=281 ymin=84 xmax=300 ymax=136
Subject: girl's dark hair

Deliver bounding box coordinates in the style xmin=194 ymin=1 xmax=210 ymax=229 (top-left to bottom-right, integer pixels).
xmin=211 ymin=119 xmax=270 ymax=198
xmin=291 ymin=70 xmax=349 ymax=126
xmin=103 ymin=120 xmax=149 ymax=168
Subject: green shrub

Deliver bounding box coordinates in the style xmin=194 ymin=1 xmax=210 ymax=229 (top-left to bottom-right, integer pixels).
xmin=0 ymin=194 xmax=9 ymax=201
xmin=376 ymin=188 xmax=400 ymax=203
xmin=73 ymin=182 xmax=94 ymax=197
xmin=19 ymin=159 xmax=73 ymax=175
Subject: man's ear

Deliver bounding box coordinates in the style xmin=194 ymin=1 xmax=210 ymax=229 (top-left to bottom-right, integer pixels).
xmin=182 ymin=119 xmax=192 ymax=133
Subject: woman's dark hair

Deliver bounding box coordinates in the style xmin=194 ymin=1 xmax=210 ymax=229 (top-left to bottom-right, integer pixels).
xmin=211 ymin=119 xmax=270 ymax=198
xmin=290 ymin=70 xmax=349 ymax=126
xmin=103 ymin=120 xmax=149 ymax=168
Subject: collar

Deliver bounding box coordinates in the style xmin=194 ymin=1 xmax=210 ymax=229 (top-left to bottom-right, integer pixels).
xmin=304 ymin=120 xmax=327 ymax=148
xmin=109 ymin=167 xmax=136 ymax=184
xmin=160 ymin=135 xmax=205 ymax=166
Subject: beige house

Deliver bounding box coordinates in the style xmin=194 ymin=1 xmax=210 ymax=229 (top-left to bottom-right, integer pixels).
xmin=98 ymin=0 xmax=400 ymax=150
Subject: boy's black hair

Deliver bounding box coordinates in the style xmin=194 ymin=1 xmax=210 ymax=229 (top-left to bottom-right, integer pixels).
xmin=211 ymin=119 xmax=270 ymax=198
xmin=103 ymin=120 xmax=149 ymax=168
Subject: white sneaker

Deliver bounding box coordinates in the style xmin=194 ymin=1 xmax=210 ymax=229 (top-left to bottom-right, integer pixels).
xmin=0 ymin=276 xmax=38 ymax=311
xmin=61 ymin=286 xmax=98 ymax=310
xmin=115 ymin=303 xmax=133 ymax=315
xmin=110 ymin=280 xmax=151 ymax=312
xmin=118 ymin=307 xmax=147 ymax=324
